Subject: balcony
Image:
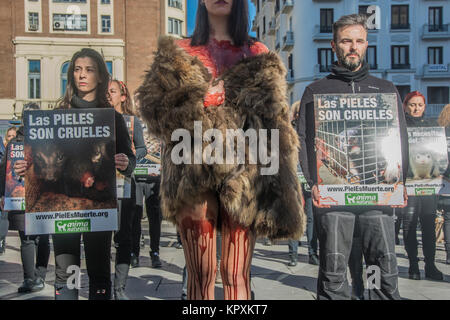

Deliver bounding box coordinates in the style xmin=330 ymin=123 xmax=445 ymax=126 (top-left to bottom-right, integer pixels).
xmin=268 ymin=18 xmax=276 ymax=35
xmin=281 ymin=0 xmax=293 ymax=14
xmin=390 ymin=23 xmax=411 ymax=31
xmin=312 ymin=25 xmax=333 ymax=41
xmin=425 ymin=104 xmax=446 ymax=118
xmin=282 ymin=31 xmax=294 ymax=51
xmin=286 ymin=69 xmax=295 ymax=85
xmin=422 ymin=24 xmax=450 ymax=40
xmin=420 ymin=64 xmax=450 ymax=79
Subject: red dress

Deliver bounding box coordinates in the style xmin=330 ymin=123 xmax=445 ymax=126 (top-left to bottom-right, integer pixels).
xmin=176 ymin=38 xmax=269 ymax=108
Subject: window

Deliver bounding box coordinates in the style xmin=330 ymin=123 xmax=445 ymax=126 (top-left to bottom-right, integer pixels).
xmin=53 ymin=0 xmax=87 ymax=3
xmin=289 ymin=16 xmax=292 ymax=31
xmin=391 ymin=5 xmax=409 ymax=29
xmin=429 ymin=7 xmax=443 ymax=31
xmin=290 ymin=92 xmax=294 ymax=105
xmin=61 ymin=61 xmax=70 ymax=96
xmin=168 ymin=17 xmax=183 ymax=36
xmin=29 ymin=60 xmax=41 ymax=99
xmin=257 ymin=27 xmax=260 ymax=40
xmin=256 ymin=0 xmax=259 ymax=13
xmin=288 ymin=53 xmax=293 ymax=73
xmin=428 ymin=47 xmax=443 ymax=65
xmin=28 ymin=12 xmax=39 ymax=31
xmin=391 ymin=46 xmax=410 ymax=69
xmin=106 ymin=61 xmax=113 ymax=75
xmin=320 ymin=9 xmax=333 ymax=33
xmin=428 ymin=87 xmax=449 ymax=104
xmin=168 ymin=0 xmax=183 ymax=10
xmin=101 ymin=15 xmax=111 ymax=33
xmin=101 ymin=0 xmax=111 ymax=4
xmin=366 ymin=46 xmax=377 ymax=70
xmin=396 ymin=86 xmax=411 ymax=102
xmin=53 ymin=14 xmax=88 ymax=31
xmin=275 ymin=0 xmax=280 ymax=14
xmin=318 ymin=48 xmax=333 ymax=72
xmin=263 ymin=16 xmax=266 ymax=35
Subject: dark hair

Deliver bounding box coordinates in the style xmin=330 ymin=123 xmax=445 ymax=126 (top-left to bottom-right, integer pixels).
xmin=57 ymin=48 xmax=110 ymax=109
xmin=191 ymin=0 xmax=251 ymax=47
xmin=332 ymin=14 xmax=368 ymax=43
xmin=21 ymin=102 xmax=40 ymax=119
xmin=109 ymin=79 xmax=135 ymax=116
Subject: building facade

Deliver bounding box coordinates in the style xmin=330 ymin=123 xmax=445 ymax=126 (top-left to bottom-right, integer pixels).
xmin=251 ymin=0 xmax=450 ymax=118
xmin=0 ymin=0 xmax=187 ymax=120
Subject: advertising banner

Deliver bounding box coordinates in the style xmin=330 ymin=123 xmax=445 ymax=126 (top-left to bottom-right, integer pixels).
xmin=23 ymin=108 xmax=118 ymax=235
xmin=134 ymin=122 xmax=161 ymax=183
xmin=116 ymin=115 xmax=133 ymax=199
xmin=314 ymin=93 xmax=404 ymax=206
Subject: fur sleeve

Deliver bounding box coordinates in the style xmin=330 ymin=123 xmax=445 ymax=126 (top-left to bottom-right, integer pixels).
xmin=136 ymin=36 xmax=213 ymax=143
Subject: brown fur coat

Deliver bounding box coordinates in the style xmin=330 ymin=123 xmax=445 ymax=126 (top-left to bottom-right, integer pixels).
xmin=136 ymin=36 xmax=305 ymax=240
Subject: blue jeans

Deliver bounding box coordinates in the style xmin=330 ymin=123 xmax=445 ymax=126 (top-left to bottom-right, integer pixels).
xmin=288 ymin=194 xmax=317 ymax=257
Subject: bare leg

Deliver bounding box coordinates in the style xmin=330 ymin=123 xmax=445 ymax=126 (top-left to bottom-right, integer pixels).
xmin=220 ymin=206 xmax=256 ymax=300
xmin=176 ymin=191 xmax=218 ymax=300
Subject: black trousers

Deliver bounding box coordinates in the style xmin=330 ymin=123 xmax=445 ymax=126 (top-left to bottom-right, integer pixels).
xmin=316 ymin=209 xmax=400 ymax=300
xmin=402 ymin=195 xmax=437 ymax=265
xmin=114 ymin=179 xmax=137 ymax=265
xmin=18 ymin=231 xmax=50 ymax=281
xmin=52 ymin=231 xmax=112 ymax=300
xmin=132 ymin=181 xmax=162 ymax=256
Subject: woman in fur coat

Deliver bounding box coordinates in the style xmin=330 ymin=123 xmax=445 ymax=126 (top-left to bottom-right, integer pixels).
xmin=136 ymin=0 xmax=305 ymax=300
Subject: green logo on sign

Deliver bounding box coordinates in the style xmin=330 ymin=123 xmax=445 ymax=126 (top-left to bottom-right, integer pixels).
xmin=345 ymin=193 xmax=378 ymax=205
xmin=55 ymin=219 xmax=91 ymax=234
xmin=21 ymin=200 xmax=25 ymax=211
xmin=134 ymin=169 xmax=148 ymax=175
xmin=415 ymin=188 xmax=435 ymax=196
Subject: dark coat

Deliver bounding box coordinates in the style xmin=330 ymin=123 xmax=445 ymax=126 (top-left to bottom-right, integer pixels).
xmin=136 ymin=36 xmax=305 ymax=240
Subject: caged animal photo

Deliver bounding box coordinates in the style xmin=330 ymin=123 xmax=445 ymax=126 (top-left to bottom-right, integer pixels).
xmin=25 ymin=139 xmax=117 ymax=213
xmin=408 ymin=145 xmax=443 ymax=180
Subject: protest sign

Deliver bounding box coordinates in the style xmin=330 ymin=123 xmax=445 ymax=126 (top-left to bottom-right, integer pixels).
xmin=134 ymin=122 xmax=161 ymax=183
xmin=314 ymin=93 xmax=404 ymax=206
xmin=405 ymin=127 xmax=449 ymax=195
xmin=4 ymin=142 xmax=25 ymax=211
xmin=23 ymin=108 xmax=117 ymax=235
xmin=116 ymin=115 xmax=133 ymax=199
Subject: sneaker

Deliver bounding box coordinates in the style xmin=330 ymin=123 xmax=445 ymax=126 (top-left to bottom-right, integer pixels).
xmin=287 ymin=256 xmax=298 ymax=267
xmin=0 ymin=238 xmax=5 ymax=255
xmin=263 ymin=238 xmax=272 ymax=246
xmin=114 ymin=288 xmax=129 ymax=300
xmin=151 ymin=252 xmax=162 ymax=268
xmin=18 ymin=278 xmax=44 ymax=293
xmin=425 ymin=263 xmax=444 ymax=281
xmin=130 ymin=253 xmax=139 ymax=268
xmin=174 ymin=242 xmax=183 ymax=249
xmin=308 ymin=254 xmax=319 ymax=266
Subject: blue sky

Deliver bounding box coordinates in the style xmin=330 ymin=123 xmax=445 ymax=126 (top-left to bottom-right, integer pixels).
xmin=187 ymin=0 xmax=256 ymax=36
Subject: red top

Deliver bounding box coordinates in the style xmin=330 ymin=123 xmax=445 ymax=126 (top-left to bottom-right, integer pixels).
xmin=176 ymin=38 xmax=269 ymax=107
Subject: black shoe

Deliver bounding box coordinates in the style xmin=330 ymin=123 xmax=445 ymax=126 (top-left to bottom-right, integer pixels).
xmin=181 ymin=292 xmax=187 ymax=300
xmin=425 ymin=263 xmax=444 ymax=281
xmin=151 ymin=252 xmax=162 ymax=268
xmin=308 ymin=254 xmax=319 ymax=266
xmin=395 ymin=237 xmax=400 ymax=245
xmin=0 ymin=238 xmax=5 ymax=255
xmin=130 ymin=253 xmax=139 ymax=268
xmin=408 ymin=262 xmax=421 ymax=280
xmin=18 ymin=278 xmax=45 ymax=293
xmin=287 ymin=256 xmax=297 ymax=267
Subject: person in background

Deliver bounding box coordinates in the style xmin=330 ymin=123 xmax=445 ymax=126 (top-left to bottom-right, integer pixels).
xmin=108 ymin=79 xmax=147 ymax=300
xmin=438 ymin=104 xmax=450 ymax=264
xmin=0 ymin=103 xmax=50 ymax=293
xmin=401 ymin=91 xmax=443 ymax=280
xmin=0 ymin=126 xmax=17 ymax=255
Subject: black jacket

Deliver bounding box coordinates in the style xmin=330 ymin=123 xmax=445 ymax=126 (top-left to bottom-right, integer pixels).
xmin=296 ymin=62 xmax=409 ymax=213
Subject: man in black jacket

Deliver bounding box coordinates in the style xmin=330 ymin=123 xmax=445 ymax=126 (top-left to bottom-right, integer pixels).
xmin=296 ymin=14 xmax=409 ymax=300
